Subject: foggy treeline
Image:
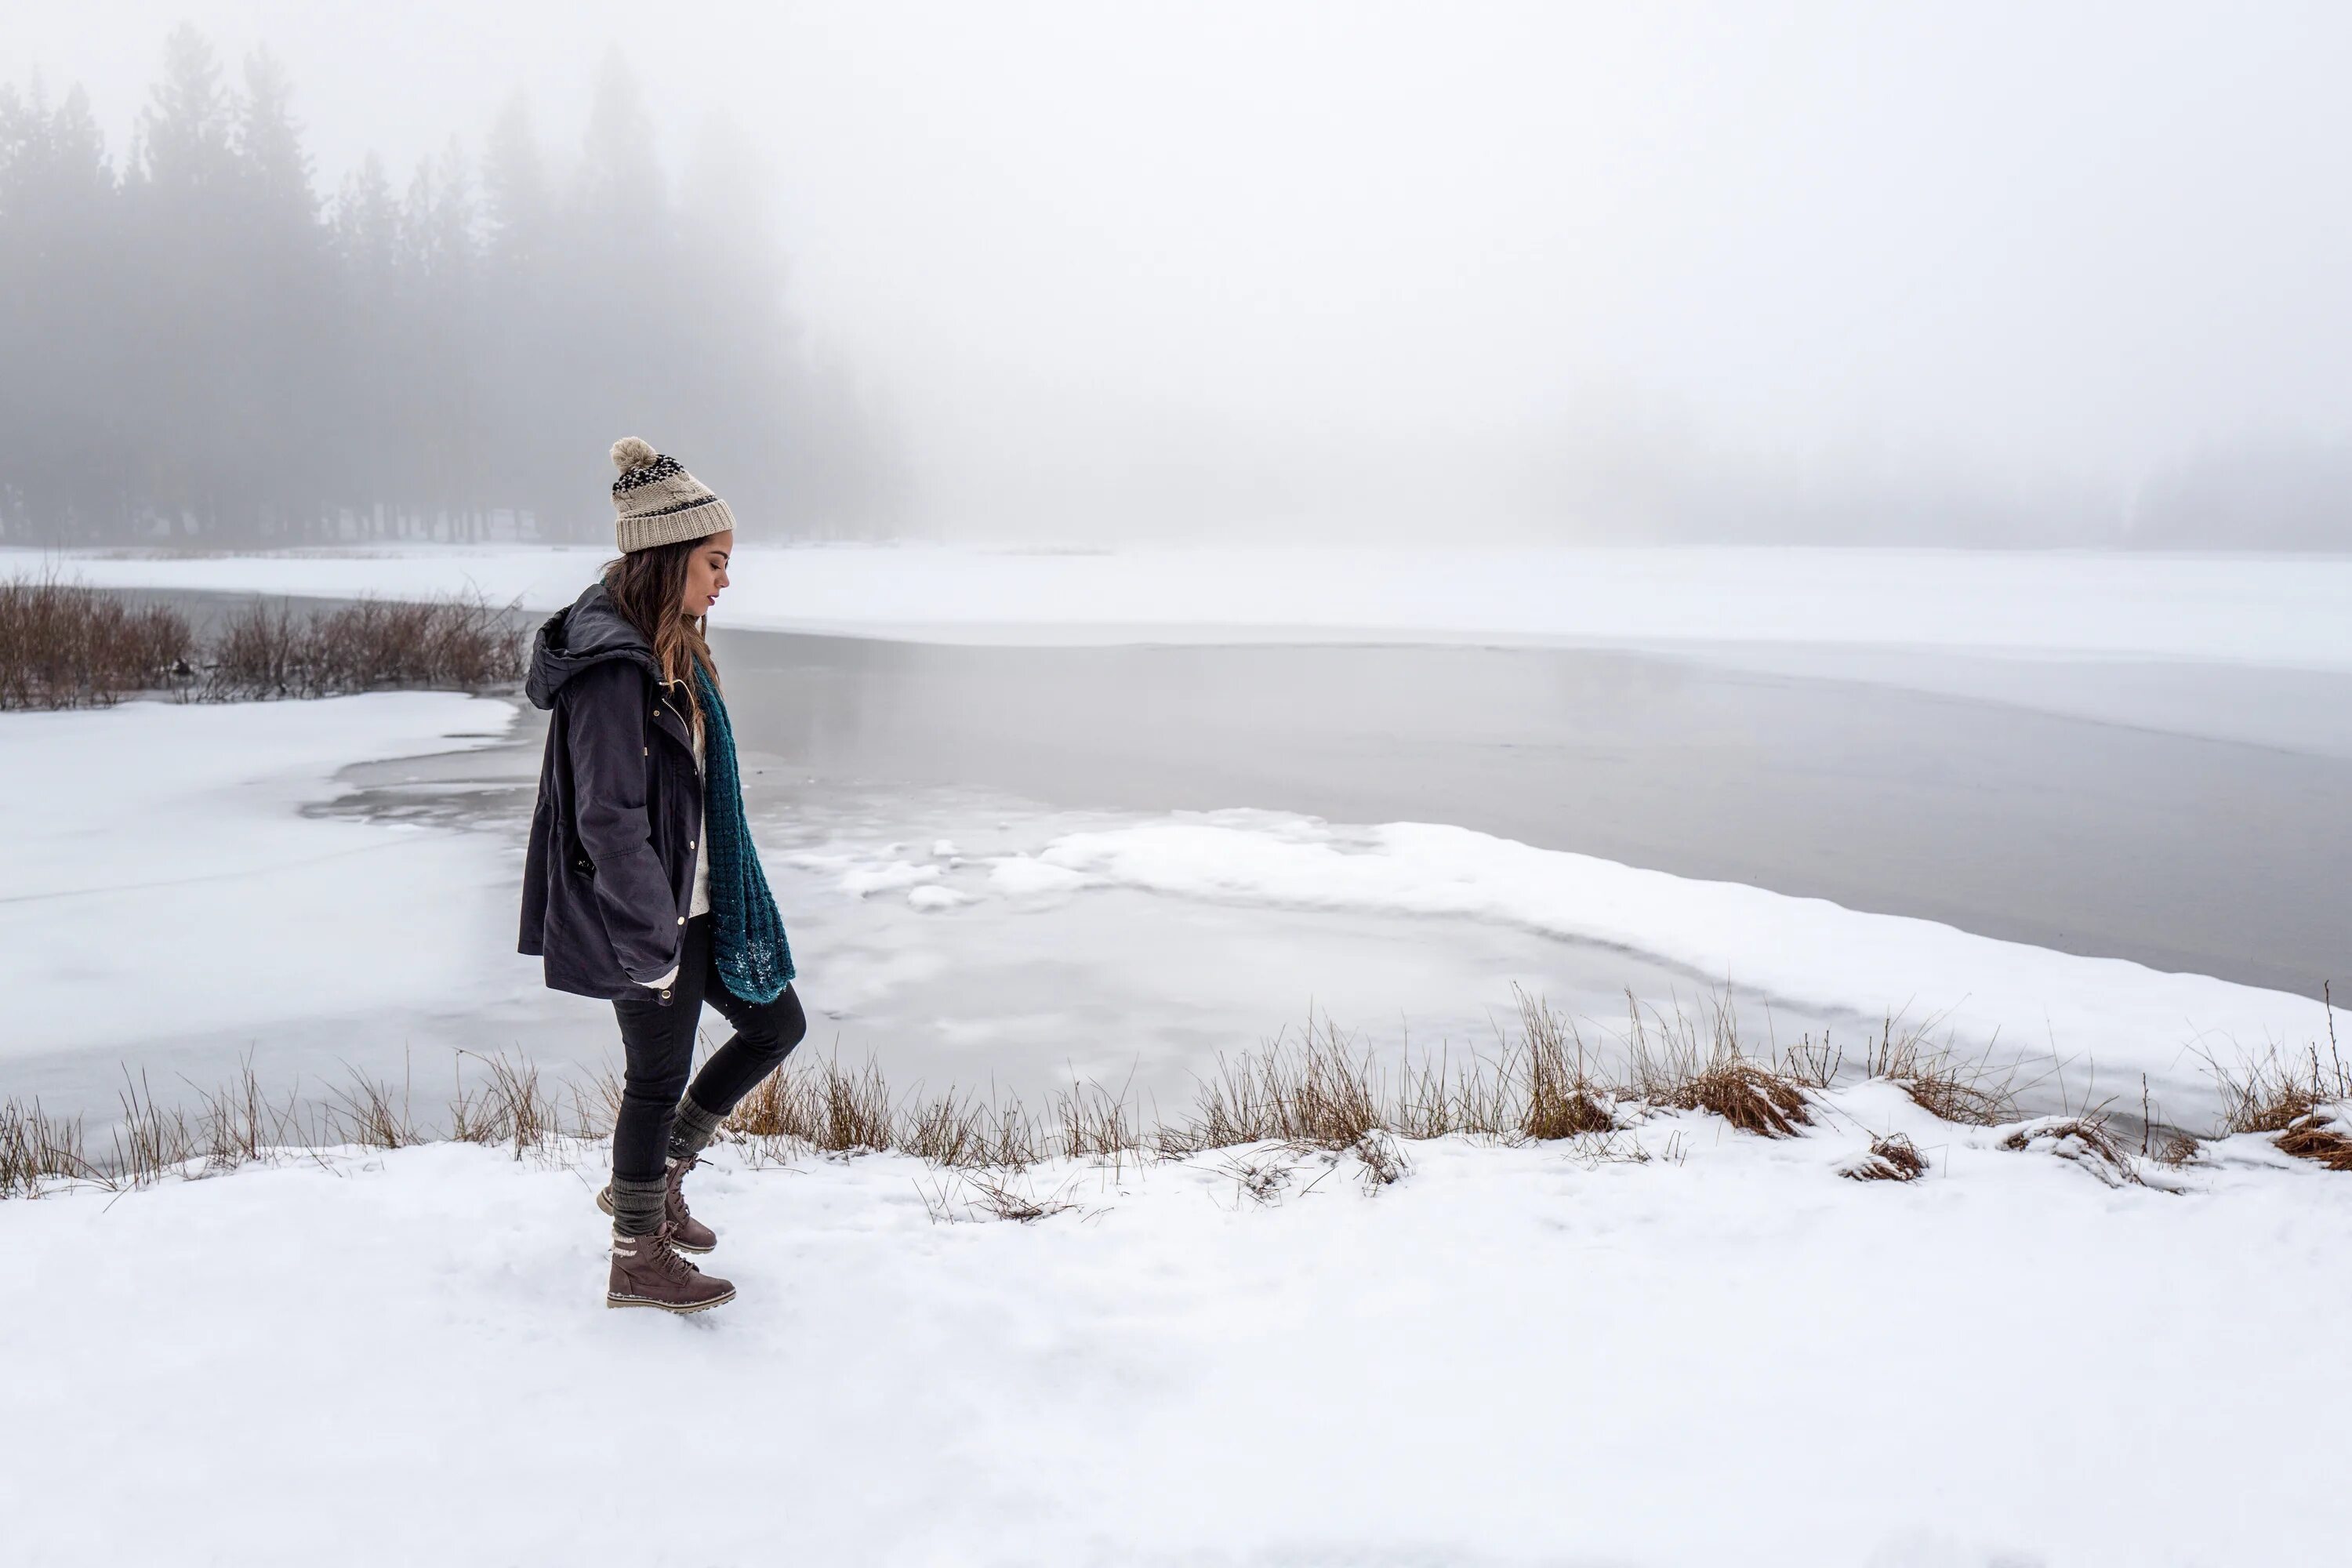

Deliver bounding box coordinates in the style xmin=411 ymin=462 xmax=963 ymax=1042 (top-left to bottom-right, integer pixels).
xmin=0 ymin=26 xmax=904 ymax=546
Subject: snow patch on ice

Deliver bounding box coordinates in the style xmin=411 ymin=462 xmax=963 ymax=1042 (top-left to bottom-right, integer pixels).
xmin=1000 ymin=812 xmax=2347 ymax=1113
xmin=906 ymin=884 xmax=975 ymax=912
xmin=838 ymin=859 xmax=940 ymax=897
xmin=988 ymin=857 xmax=1098 ymax=897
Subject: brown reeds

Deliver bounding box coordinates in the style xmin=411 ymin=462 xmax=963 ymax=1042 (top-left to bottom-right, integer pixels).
xmin=448 ymin=1053 xmax=566 ymax=1158
xmin=2199 ymin=998 xmax=2352 ymax=1172
xmin=1620 ymin=995 xmax=1813 ymax=1138
xmin=1782 ymin=1011 xmax=2016 ymax=1127
xmin=205 ymin=592 xmax=523 ymax=699
xmin=20 ymin=989 xmax=2307 ymax=1202
xmin=0 ymin=577 xmax=191 ymax=709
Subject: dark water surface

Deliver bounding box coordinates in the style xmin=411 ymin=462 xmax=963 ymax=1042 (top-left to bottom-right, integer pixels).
xmin=706 ymin=628 xmax=2352 ymax=1000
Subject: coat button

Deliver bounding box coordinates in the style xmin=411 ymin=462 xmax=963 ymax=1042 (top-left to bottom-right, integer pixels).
xmin=642 ymin=746 xmax=649 ymax=757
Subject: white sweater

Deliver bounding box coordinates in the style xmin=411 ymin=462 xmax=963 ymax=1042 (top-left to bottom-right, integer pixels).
xmin=644 ymin=718 xmax=710 ymax=991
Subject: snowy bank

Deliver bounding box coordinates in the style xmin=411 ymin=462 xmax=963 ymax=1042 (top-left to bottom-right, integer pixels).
xmin=990 ymin=814 xmax=2350 ymax=1120
xmin=5 ymin=1084 xmax=2347 ymax=1567
xmin=14 ymin=542 xmax=2352 ymax=666
xmin=0 ymin=693 xmax=517 ymax=1058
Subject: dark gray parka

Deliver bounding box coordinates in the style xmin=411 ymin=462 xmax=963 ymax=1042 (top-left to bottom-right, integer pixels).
xmin=517 ymin=581 xmax=703 ymax=999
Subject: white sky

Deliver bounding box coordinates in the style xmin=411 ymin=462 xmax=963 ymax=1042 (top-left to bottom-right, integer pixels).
xmin=20 ymin=1 xmax=2352 ymax=535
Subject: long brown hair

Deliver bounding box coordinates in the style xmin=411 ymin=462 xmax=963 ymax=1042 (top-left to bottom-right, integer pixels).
xmin=602 ymin=540 xmax=719 ymax=726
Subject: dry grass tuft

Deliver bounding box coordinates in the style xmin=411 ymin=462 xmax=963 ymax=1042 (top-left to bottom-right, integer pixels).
xmin=1348 ymin=1129 xmax=1411 ymax=1189
xmin=1055 ymin=1075 xmax=1143 ymax=1164
xmin=1514 ymin=990 xmax=1617 ymax=1139
xmin=189 ymin=1056 xmax=301 ymax=1171
xmin=448 ymin=1053 xmax=566 ymax=1157
xmin=901 ymin=1087 xmax=1040 ymax=1170
xmin=1617 ymin=993 xmax=1812 ymax=1137
xmin=1682 ymin=1058 xmax=1813 ymax=1137
xmin=2200 ymin=985 xmax=2352 ymax=1153
xmin=1839 ymin=1132 xmax=1929 ymax=1182
xmin=1999 ymin=1115 xmax=2142 ymax=1188
xmin=2273 ymin=1112 xmax=2352 ymax=1171
xmin=325 ymin=1066 xmax=418 ymax=1150
xmin=0 ymin=577 xmax=191 ymax=709
xmin=0 ymin=1100 xmax=93 ymax=1197
xmin=2199 ymin=1004 xmax=2352 ymax=1171
xmin=1174 ymin=1014 xmax=1387 ymax=1154
xmin=723 ymin=1051 xmax=895 ymax=1155
xmin=917 ymin=1168 xmax=1078 ymax=1224
xmin=1784 ymin=1011 xmax=2016 ymax=1126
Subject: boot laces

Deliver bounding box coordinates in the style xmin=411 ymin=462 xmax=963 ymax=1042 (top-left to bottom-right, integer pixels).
xmin=651 ymin=1222 xmax=702 ymax=1277
xmin=665 ymin=1156 xmax=700 ymax=1221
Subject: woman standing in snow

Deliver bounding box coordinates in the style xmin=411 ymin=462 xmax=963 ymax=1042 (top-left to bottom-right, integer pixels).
xmin=518 ymin=437 xmax=804 ymax=1315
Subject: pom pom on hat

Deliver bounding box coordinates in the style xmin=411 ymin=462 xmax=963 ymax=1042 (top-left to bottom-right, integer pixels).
xmin=610 ymin=436 xmax=660 ymax=474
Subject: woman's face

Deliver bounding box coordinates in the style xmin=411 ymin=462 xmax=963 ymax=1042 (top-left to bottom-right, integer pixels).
xmin=681 ymin=530 xmax=733 ymax=619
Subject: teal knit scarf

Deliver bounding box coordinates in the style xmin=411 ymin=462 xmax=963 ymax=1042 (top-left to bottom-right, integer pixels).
xmin=694 ymin=664 xmax=795 ymax=1004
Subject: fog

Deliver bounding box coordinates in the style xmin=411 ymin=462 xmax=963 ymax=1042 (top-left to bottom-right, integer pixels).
xmin=13 ymin=1 xmax=2352 ymax=545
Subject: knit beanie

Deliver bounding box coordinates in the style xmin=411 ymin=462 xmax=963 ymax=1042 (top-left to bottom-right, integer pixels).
xmin=609 ymin=437 xmax=736 ymax=553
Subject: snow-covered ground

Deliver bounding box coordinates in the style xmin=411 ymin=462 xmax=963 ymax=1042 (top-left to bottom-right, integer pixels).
xmin=14 ymin=541 xmax=2352 ymax=666
xmin=7 ymin=1087 xmax=2347 ymax=1566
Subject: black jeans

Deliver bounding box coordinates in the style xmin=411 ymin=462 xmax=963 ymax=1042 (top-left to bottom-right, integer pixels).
xmin=610 ymin=913 xmax=808 ymax=1182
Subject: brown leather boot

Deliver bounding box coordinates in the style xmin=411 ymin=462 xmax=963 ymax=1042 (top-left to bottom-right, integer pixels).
xmin=596 ymin=1156 xmax=717 ymax=1254
xmin=605 ymin=1222 xmax=735 ymax=1314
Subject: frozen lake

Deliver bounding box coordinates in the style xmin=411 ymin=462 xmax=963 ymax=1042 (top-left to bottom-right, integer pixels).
xmin=706 ymin=625 xmax=2352 ymax=998
xmin=10 ymin=578 xmax=2350 ymax=1128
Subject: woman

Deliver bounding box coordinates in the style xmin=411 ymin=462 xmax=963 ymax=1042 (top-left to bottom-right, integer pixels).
xmin=518 ymin=437 xmax=805 ymax=1315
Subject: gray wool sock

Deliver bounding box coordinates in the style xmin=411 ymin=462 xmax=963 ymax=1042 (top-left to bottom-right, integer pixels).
xmin=668 ymin=1096 xmax=728 ymax=1162
xmin=608 ymin=1174 xmax=668 ymax=1237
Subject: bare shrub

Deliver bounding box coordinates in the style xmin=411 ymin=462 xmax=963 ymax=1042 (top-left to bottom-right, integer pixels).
xmin=0 ymin=577 xmax=191 ymax=709
xmin=205 ymin=592 xmax=523 ymax=700
xmin=1839 ymin=1132 xmax=1928 ymax=1182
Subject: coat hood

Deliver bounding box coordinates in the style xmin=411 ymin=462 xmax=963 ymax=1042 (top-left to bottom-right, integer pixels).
xmin=524 ymin=580 xmax=659 ymax=710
